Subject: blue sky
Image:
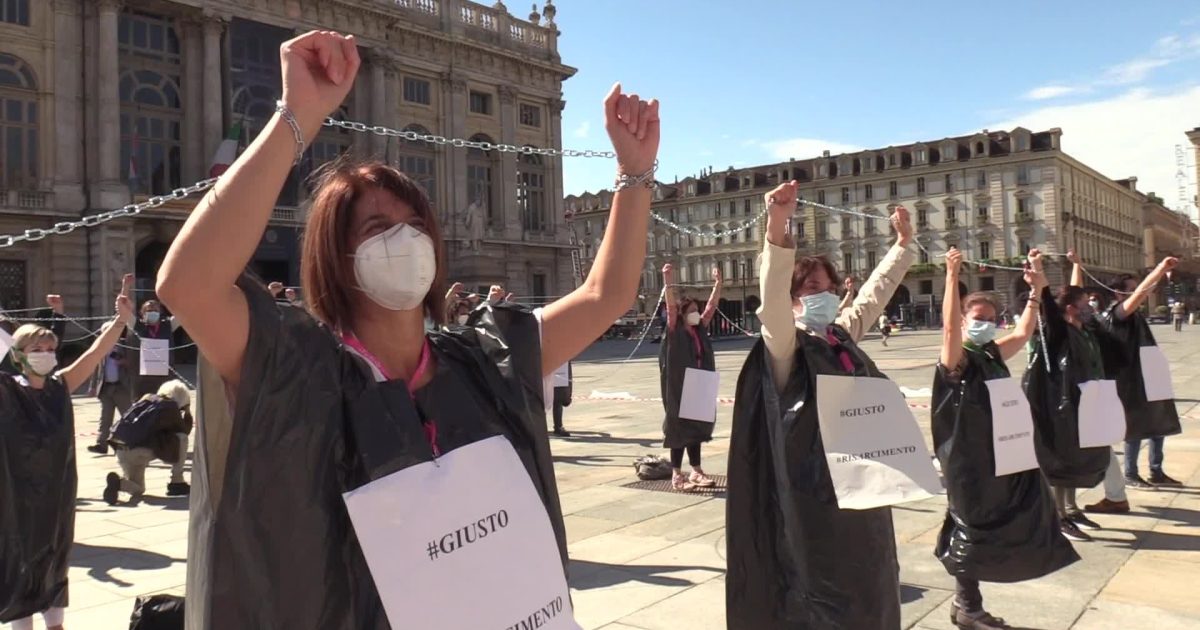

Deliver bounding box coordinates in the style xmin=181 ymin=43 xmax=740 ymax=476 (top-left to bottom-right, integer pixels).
xmin=554 ymin=0 xmax=1200 ymax=216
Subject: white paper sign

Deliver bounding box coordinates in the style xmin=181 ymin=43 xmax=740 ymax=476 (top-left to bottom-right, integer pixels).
xmin=139 ymin=338 xmax=169 ymax=376
xmin=815 ymin=375 xmax=942 ymax=510
xmin=1077 ymin=380 xmax=1127 ymax=448
xmin=678 ymin=367 xmax=719 ymax=423
xmin=342 ymin=435 xmax=577 ymax=630
xmin=552 ymin=362 xmax=570 ymax=388
xmin=1139 ymin=346 xmax=1175 ymax=402
xmin=0 ymin=326 xmax=12 ymax=359
xmin=985 ymin=378 xmax=1039 ymax=476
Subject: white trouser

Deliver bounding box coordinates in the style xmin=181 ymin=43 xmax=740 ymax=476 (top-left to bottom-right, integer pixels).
xmin=10 ymin=606 xmax=65 ymax=630
xmin=1103 ymin=449 xmax=1127 ymax=502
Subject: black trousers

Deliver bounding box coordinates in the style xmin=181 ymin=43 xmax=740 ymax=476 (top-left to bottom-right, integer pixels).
xmin=955 ymin=576 xmax=982 ymax=613
xmin=669 ymin=444 xmax=702 ymax=469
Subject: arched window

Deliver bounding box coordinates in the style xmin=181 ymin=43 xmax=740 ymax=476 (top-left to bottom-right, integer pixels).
xmin=518 ymin=150 xmax=547 ymax=232
xmin=119 ymin=11 xmax=182 ymax=195
xmin=0 ymin=53 xmax=38 ymax=189
xmin=398 ymin=124 xmax=438 ymax=210
xmin=466 ymin=133 xmax=496 ymax=226
xmin=120 ymin=69 xmax=182 ymax=195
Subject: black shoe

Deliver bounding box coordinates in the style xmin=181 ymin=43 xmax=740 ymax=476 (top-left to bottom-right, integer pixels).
xmin=103 ymin=472 xmax=121 ymax=506
xmin=1066 ymin=510 xmax=1102 ymax=531
xmin=1125 ymin=475 xmax=1156 ymax=490
xmin=87 ymin=443 xmax=108 ymax=455
xmin=1060 ymin=519 xmax=1092 ymax=542
xmin=166 ymin=482 xmax=190 ymax=497
xmin=552 ymin=427 xmax=571 ymax=437
xmin=1149 ymin=472 xmax=1183 ymax=486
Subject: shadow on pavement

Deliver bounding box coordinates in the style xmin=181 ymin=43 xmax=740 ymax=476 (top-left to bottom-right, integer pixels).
xmin=551 ymin=431 xmax=661 ymax=448
xmin=568 ymin=559 xmax=723 ymax=590
xmin=70 ymin=542 xmax=184 ymax=588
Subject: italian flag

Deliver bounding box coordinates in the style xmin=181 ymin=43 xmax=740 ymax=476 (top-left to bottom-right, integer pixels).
xmin=208 ymin=120 xmax=243 ymax=177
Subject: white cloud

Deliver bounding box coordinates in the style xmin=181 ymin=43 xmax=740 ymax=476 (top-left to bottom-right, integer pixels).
xmin=1020 ymin=31 xmax=1200 ymax=100
xmin=989 ymin=85 xmax=1200 ymax=209
xmin=573 ymin=120 xmax=591 ymax=138
xmin=1025 ymin=85 xmax=1080 ymax=100
xmin=761 ymin=137 xmax=863 ymax=161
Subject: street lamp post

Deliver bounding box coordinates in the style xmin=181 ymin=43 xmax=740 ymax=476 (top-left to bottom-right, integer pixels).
xmin=740 ymin=260 xmax=748 ymax=328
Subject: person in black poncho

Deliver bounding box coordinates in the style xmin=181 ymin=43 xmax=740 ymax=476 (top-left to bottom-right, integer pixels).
xmin=1 ymin=283 xmax=133 ymax=630
xmin=154 ymin=30 xmax=662 ymax=629
xmin=659 ymin=262 xmax=722 ymax=490
xmin=1070 ymin=253 xmax=1184 ymax=516
xmin=726 ymin=180 xmax=915 ymax=630
xmin=1022 ymin=275 xmax=1113 ymax=543
xmin=933 ymin=247 xmax=1079 ymax=630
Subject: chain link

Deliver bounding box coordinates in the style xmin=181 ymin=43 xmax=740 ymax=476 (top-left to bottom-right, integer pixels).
xmin=649 ymin=208 xmax=769 ymax=239
xmin=0 ymin=117 xmax=618 ymax=249
xmin=322 ymin=117 xmax=618 ymax=159
xmin=0 ymin=178 xmax=219 ymax=249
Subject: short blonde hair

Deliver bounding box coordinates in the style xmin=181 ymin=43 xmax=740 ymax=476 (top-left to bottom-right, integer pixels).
xmin=12 ymin=324 xmax=57 ymax=352
xmin=157 ymin=379 xmax=192 ymax=409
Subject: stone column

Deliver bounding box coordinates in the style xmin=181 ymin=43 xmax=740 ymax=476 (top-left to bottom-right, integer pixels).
xmin=498 ymin=85 xmax=519 ymax=239
xmin=368 ymin=50 xmax=388 ymax=158
xmin=96 ymin=0 xmax=122 ymax=186
xmin=202 ymin=13 xmax=227 ymax=165
xmin=442 ymin=73 xmax=469 ymax=240
xmin=52 ymin=0 xmax=85 ymax=211
xmin=181 ymin=18 xmax=205 ymax=182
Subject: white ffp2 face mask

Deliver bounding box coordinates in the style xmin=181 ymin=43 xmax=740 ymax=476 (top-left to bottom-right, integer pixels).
xmin=457 ymin=314 xmax=470 ymax=325
xmin=685 ymin=312 xmax=701 ymax=326
xmin=352 ymin=223 xmax=437 ymax=311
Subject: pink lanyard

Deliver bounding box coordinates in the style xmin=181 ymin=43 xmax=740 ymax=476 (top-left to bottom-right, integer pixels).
xmin=341 ymin=334 xmax=440 ymax=456
xmin=824 ymin=329 xmax=857 ymax=374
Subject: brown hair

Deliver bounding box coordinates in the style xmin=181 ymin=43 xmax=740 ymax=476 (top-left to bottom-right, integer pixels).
xmin=790 ymin=256 xmax=841 ymax=297
xmin=140 ymin=299 xmax=161 ymax=314
xmin=301 ymin=160 xmax=446 ymax=330
xmin=962 ymin=292 xmax=1000 ymax=316
xmin=1056 ymin=286 xmax=1086 ymax=311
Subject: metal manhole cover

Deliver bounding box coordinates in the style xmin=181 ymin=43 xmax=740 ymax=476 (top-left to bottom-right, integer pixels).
xmin=620 ymin=475 xmax=727 ymax=497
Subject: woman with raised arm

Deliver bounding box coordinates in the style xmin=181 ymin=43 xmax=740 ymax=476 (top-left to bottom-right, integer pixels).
xmin=659 ymin=263 xmax=721 ymax=491
xmin=1072 ymin=254 xmax=1183 ymax=518
xmin=1021 ymin=258 xmax=1114 ymax=543
xmin=932 ymin=248 xmax=1078 ymax=630
xmin=1 ymin=280 xmax=133 ymax=630
xmin=155 ymin=30 xmax=660 ymax=629
xmin=726 ymin=181 xmax=915 ymax=630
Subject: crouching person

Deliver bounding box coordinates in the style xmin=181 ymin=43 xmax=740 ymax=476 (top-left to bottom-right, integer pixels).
xmin=103 ymin=380 xmax=193 ymax=504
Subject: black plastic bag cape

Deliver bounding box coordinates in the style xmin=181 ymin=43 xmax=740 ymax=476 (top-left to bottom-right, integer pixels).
xmin=727 ymin=327 xmax=900 ymax=630
xmin=659 ymin=318 xmax=716 ymax=448
xmin=1021 ymin=287 xmax=1110 ymax=488
xmin=0 ymin=374 xmax=75 ymax=623
xmin=931 ymin=344 xmax=1079 ymax=582
xmin=129 ymin=594 xmax=184 ymax=630
xmin=1095 ymin=307 xmax=1180 ymax=441
xmin=185 ymin=276 xmax=565 ymax=629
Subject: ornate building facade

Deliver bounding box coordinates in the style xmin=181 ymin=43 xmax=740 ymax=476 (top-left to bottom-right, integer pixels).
xmin=567 ymin=127 xmax=1184 ymax=328
xmin=0 ymin=0 xmax=576 ymax=323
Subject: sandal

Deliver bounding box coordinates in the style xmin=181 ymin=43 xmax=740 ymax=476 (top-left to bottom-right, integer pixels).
xmin=671 ymin=473 xmax=694 ymax=492
xmin=689 ymin=471 xmax=717 ymax=487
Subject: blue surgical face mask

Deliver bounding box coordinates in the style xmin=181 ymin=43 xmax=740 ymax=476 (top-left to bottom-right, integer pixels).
xmin=145 ymin=311 xmax=161 ymax=325
xmin=795 ymin=292 xmax=840 ymax=330
xmin=964 ymin=318 xmax=997 ymax=346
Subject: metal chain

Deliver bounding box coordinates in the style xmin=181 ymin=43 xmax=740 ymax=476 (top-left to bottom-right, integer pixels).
xmin=650 ymin=208 xmax=768 ymax=239
xmin=322 ymin=118 xmax=617 ymax=159
xmin=0 ymin=178 xmax=219 ymax=249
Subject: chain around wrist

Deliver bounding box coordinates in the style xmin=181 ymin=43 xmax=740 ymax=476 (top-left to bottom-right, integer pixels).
xmin=614 ymin=160 xmax=658 ymax=192
xmin=275 ymin=101 xmax=307 ymax=166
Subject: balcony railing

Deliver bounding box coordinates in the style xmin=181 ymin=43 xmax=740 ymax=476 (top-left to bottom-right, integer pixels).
xmin=1015 ymin=212 xmax=1034 ymax=224
xmin=387 ymin=0 xmax=555 ymax=53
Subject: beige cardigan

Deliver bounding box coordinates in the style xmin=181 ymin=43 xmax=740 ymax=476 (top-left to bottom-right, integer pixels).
xmin=757 ymin=241 xmax=916 ymax=393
